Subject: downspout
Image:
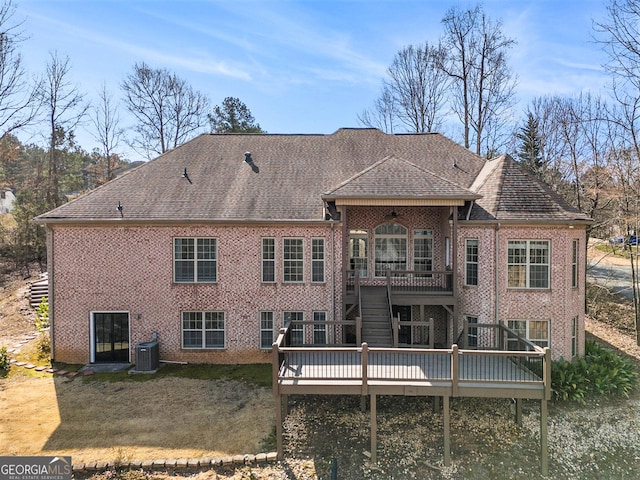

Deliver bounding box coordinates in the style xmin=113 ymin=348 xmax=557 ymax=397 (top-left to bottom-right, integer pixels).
xmin=466 ymin=200 xmax=474 ymax=221
xmin=330 ymin=221 xmax=336 ymax=327
xmin=47 ymin=225 xmax=55 ymax=362
xmin=495 ymin=223 xmax=500 ymax=329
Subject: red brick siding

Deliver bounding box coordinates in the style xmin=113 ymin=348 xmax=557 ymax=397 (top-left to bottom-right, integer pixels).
xmin=50 ymin=224 xmax=343 ymax=364
xmin=457 ymin=224 xmax=586 ymax=360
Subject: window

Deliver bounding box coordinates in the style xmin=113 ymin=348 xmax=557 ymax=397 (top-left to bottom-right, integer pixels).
xmin=572 ymin=239 xmax=578 ymax=288
xmin=312 ymin=238 xmax=325 ymax=282
xmin=374 ymin=223 xmax=407 ymax=276
xmin=182 ymin=311 xmax=225 ymax=349
xmin=260 ymin=311 xmax=274 ymax=349
xmin=313 ymin=311 xmax=327 ymax=344
xmin=284 ymin=311 xmax=304 ymax=345
xmin=507 ymin=319 xmax=549 ymax=349
xmin=174 ymin=238 xmax=217 ymax=283
xmin=414 ymin=230 xmax=433 ymax=275
xmin=283 ymin=238 xmax=304 ymax=282
xmin=349 ymin=230 xmax=368 ymax=278
xmin=571 ymin=316 xmax=578 ymax=357
xmin=262 ymin=238 xmax=275 ymax=283
xmin=466 ymin=316 xmax=478 ymax=348
xmin=507 ymin=240 xmax=549 ymax=289
xmin=465 ymin=239 xmax=478 ymax=286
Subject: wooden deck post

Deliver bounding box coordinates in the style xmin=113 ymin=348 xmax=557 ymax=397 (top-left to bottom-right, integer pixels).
xmin=515 ymin=398 xmax=522 ymax=426
xmin=370 ymin=393 xmax=377 ymax=464
xmin=443 ymin=395 xmax=451 ymax=466
xmin=361 ymin=343 xmax=369 ymax=396
xmin=541 ymin=398 xmax=548 ymax=476
xmin=272 ymin=343 xmax=284 ymax=460
xmin=540 ymin=347 xmax=551 ymax=476
xmin=451 ymin=344 xmax=459 ymax=397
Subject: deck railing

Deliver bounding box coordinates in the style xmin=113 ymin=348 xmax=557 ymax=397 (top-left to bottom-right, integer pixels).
xmin=346 ymin=269 xmax=453 ymax=295
xmin=274 ymin=326 xmax=551 ymax=398
xmin=386 ymin=269 xmax=453 ymax=294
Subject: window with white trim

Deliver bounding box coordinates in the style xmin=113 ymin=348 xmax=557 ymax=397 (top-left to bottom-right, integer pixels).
xmin=260 ymin=311 xmax=274 ymax=349
xmin=507 ymin=319 xmax=549 ymax=349
xmin=413 ymin=229 xmax=433 ymax=275
xmin=182 ymin=311 xmax=225 ymax=349
xmin=507 ymin=240 xmax=549 ymax=289
xmin=262 ymin=238 xmax=275 ymax=283
xmin=313 ymin=311 xmax=327 ymax=344
xmin=465 ymin=239 xmax=478 ymax=286
xmin=283 ymin=238 xmax=304 ymax=282
xmin=374 ymin=223 xmax=407 ymax=276
xmin=349 ymin=230 xmax=368 ymax=278
xmin=572 ymin=239 xmax=578 ymax=288
xmin=284 ymin=311 xmax=304 ymax=345
xmin=312 ymin=238 xmax=325 ymax=283
xmin=174 ymin=238 xmax=217 ymax=283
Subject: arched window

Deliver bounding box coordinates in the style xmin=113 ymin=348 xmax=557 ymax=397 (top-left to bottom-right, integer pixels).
xmin=374 ymin=223 xmax=407 ymax=276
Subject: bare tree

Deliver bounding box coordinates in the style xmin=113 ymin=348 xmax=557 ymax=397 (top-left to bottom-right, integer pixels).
xmin=121 ymin=62 xmax=209 ymax=158
xmin=357 ymin=85 xmax=398 ymax=133
xmin=359 ymin=42 xmax=448 ymax=134
xmin=0 ymin=0 xmax=40 ymax=138
xmin=91 ymin=83 xmax=123 ymax=182
xmin=593 ymin=0 xmax=640 ymax=343
xmin=440 ymin=4 xmax=517 ymax=156
xmin=38 ymin=52 xmax=88 ymax=208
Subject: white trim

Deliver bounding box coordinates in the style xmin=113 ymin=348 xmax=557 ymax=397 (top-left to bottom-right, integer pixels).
xmin=282 ymin=237 xmax=304 ymax=283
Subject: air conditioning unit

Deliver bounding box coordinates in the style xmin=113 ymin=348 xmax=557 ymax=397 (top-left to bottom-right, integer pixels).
xmin=135 ymin=341 xmax=159 ymax=371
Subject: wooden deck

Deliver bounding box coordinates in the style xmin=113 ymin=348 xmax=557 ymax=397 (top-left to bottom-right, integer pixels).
xmin=272 ymin=336 xmax=552 ymax=475
xmin=277 ymin=345 xmax=547 ymax=399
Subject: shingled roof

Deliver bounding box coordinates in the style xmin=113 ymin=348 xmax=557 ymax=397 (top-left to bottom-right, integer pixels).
xmin=35 ymin=129 xmax=486 ymax=223
xmin=469 ymin=154 xmax=591 ymax=222
xmin=323 ymin=155 xmax=480 ymax=201
xmin=34 ymin=129 xmax=590 ymax=224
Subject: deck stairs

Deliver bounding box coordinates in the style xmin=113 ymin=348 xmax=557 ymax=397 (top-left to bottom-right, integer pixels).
xmin=360 ymin=286 xmax=393 ymax=347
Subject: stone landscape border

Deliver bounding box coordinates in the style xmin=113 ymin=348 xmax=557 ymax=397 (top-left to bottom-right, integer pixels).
xmin=71 ymin=452 xmax=279 ymax=475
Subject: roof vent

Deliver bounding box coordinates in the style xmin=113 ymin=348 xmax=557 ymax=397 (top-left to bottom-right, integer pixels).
xmin=244 ymin=152 xmax=259 ymax=173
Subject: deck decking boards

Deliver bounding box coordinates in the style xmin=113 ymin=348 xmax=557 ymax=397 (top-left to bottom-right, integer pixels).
xmin=278 ymin=348 xmax=544 ymax=398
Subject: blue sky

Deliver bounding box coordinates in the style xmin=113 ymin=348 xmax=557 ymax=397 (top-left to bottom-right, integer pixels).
xmin=16 ymin=0 xmax=611 ymax=160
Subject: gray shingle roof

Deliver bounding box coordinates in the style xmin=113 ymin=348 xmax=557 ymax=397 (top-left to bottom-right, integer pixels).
xmin=469 ymin=154 xmax=591 ymax=222
xmin=323 ymin=155 xmax=480 ymax=201
xmin=34 ymin=129 xmax=591 ymax=224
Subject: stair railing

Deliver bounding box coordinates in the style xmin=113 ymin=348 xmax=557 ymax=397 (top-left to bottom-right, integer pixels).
xmin=386 ymin=269 xmax=397 ymax=347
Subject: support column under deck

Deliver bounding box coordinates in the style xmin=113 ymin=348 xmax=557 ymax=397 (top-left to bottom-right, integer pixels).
xmin=443 ymin=395 xmax=451 ymax=466
xmin=541 ymin=399 xmax=548 ymax=476
xmin=370 ymin=394 xmax=377 ymax=464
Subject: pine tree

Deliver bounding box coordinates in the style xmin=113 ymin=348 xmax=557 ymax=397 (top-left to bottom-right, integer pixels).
xmin=516 ymin=113 xmax=545 ymax=180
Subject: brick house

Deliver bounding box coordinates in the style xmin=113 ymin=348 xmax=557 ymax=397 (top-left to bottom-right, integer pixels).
xmin=35 ymin=128 xmax=590 ymax=366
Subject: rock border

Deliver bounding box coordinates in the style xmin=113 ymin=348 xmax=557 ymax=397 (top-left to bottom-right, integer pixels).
xmin=71 ymin=452 xmax=279 ymax=474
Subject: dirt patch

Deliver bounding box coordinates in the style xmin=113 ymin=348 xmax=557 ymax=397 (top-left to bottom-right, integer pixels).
xmin=0 ymin=374 xmax=274 ymax=463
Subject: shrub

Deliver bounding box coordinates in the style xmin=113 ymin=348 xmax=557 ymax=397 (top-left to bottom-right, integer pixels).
xmin=36 ymin=332 xmax=51 ymax=360
xmin=0 ymin=346 xmax=10 ymax=372
xmin=551 ymin=340 xmax=638 ymax=403
xmin=35 ymin=297 xmax=49 ymax=331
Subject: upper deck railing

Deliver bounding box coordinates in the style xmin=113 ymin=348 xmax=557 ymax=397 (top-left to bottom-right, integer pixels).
xmin=346 ymin=269 xmax=453 ymax=296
